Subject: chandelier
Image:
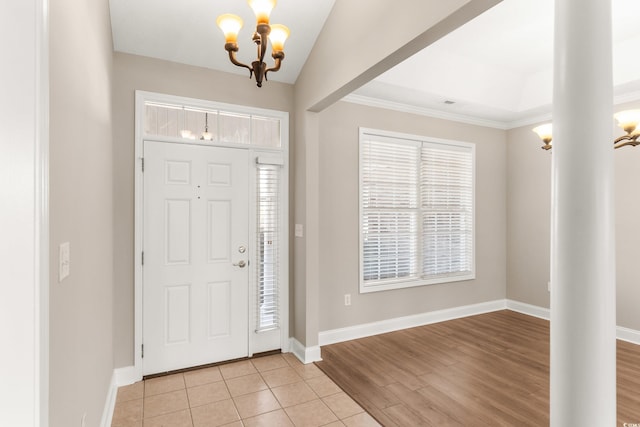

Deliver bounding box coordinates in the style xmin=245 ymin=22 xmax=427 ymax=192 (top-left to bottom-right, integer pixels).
xmin=216 ymin=0 xmax=290 ymax=88
xmin=533 ymin=109 xmax=640 ymax=150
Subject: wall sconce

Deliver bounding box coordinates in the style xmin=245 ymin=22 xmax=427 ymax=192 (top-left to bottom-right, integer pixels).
xmin=217 ymin=0 xmax=290 ymax=88
xmin=533 ymin=109 xmax=640 ymax=150
xmin=532 ymin=123 xmax=553 ymax=151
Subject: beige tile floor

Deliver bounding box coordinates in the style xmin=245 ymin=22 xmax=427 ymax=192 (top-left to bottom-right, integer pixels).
xmin=111 ymin=353 xmax=381 ymax=427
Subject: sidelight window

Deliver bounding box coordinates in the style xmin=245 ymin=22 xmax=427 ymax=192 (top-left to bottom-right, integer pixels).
xmin=255 ymin=163 xmax=281 ymax=331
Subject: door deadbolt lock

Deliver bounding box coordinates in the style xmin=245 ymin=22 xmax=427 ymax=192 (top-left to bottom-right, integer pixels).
xmin=233 ymin=260 xmax=246 ymax=268
xmin=238 ymin=245 xmax=246 ymax=254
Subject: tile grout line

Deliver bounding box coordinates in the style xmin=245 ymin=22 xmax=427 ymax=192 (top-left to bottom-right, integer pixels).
xmin=181 ymin=373 xmax=195 ymax=427
xmin=223 ymin=368 xmax=245 ymax=426
xmin=114 ymin=354 xmax=371 ymax=427
xmin=251 ymin=357 xmax=298 ymax=425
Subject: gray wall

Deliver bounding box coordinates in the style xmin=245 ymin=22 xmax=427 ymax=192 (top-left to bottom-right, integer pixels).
xmin=506 ymin=125 xmax=552 ymax=308
xmin=49 ymin=0 xmax=114 ymax=425
xmin=318 ymin=101 xmax=508 ymax=331
xmin=112 ymin=52 xmax=294 ymax=367
xmin=292 ymin=0 xmax=502 ymax=348
xmin=506 ymin=101 xmax=640 ymax=331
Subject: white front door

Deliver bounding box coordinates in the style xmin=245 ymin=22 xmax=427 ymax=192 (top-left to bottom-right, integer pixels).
xmin=142 ymin=140 xmax=249 ymax=375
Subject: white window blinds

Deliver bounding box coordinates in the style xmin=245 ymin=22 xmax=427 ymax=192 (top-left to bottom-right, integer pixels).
xmin=361 ymin=138 xmax=420 ymax=282
xmin=421 ymin=143 xmax=473 ymax=279
xmin=256 ymin=164 xmax=280 ymax=331
xmin=360 ymin=130 xmax=475 ymax=293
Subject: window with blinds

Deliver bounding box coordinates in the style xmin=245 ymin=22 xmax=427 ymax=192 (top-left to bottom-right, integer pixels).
xmin=359 ymin=129 xmax=475 ymax=293
xmin=256 ymin=164 xmax=280 ymax=331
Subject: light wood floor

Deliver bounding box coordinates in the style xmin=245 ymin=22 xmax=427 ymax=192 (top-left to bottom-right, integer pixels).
xmin=316 ymin=310 xmax=640 ymax=426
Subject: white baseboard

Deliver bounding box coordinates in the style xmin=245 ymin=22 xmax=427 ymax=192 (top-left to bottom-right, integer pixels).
xmin=289 ymin=338 xmax=322 ymax=364
xmin=318 ymin=298 xmax=640 ymax=347
xmin=100 ymin=366 xmax=140 ymax=427
xmin=506 ymin=299 xmax=550 ymax=320
xmin=617 ymin=326 xmax=640 ymax=345
xmin=319 ymin=299 xmax=507 ymax=346
xmin=506 ymin=299 xmax=640 ymax=346
xmin=100 ymin=372 xmax=117 ymax=427
xmin=114 ymin=366 xmax=139 ymax=386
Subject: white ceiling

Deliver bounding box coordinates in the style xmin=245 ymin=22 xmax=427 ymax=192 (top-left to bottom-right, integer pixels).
xmin=109 ymin=0 xmax=335 ymax=84
xmin=110 ymin=0 xmax=640 ymax=129
xmin=352 ymin=0 xmax=640 ymax=129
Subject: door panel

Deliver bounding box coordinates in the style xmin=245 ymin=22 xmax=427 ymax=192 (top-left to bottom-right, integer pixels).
xmin=207 ymin=200 xmax=231 ymax=262
xmin=143 ymin=141 xmax=249 ymax=375
xmin=165 ymin=199 xmax=191 ymax=265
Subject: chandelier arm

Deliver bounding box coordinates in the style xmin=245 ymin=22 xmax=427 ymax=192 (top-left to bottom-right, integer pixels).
xmin=265 ymin=53 xmax=284 ymax=78
xmin=614 ymin=140 xmax=632 ymax=149
xmin=226 ymin=49 xmax=253 ymax=76
xmin=614 ymin=135 xmax=639 ymax=149
xmin=614 ymin=134 xmax=631 ymax=145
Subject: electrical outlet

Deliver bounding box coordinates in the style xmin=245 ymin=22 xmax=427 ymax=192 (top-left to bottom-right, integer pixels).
xmin=344 ymin=294 xmax=351 ymax=306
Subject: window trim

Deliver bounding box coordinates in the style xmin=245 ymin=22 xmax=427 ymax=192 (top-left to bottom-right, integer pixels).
xmin=359 ymin=127 xmax=476 ymax=293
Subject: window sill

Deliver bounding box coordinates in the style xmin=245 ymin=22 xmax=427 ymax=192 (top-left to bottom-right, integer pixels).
xmin=359 ymin=273 xmax=475 ymax=294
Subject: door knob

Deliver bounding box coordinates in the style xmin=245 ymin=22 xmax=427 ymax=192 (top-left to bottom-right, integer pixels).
xmin=233 ymin=260 xmax=246 ymax=268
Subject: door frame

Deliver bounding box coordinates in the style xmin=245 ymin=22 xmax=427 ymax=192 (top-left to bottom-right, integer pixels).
xmin=133 ymin=91 xmax=289 ymax=379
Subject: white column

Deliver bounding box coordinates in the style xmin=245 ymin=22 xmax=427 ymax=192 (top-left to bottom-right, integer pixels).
xmin=551 ymin=0 xmax=616 ymax=426
xmin=0 ymin=1 xmax=49 ymax=426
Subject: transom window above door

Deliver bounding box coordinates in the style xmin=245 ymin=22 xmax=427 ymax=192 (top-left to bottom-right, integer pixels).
xmin=144 ymin=101 xmax=281 ymax=148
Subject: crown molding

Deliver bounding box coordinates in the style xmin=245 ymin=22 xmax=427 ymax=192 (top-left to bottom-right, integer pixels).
xmin=505 ymin=112 xmax=553 ymax=130
xmin=342 ymin=94 xmax=511 ymax=130
xmin=343 ymin=90 xmax=640 ymax=132
xmin=614 ymin=89 xmax=640 ymax=106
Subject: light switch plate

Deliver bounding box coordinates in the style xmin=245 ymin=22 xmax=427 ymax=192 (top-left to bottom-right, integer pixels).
xmin=59 ymin=242 xmax=70 ymax=282
xmin=295 ymin=224 xmax=304 ymax=238
xmin=344 ymin=294 xmax=351 ymax=306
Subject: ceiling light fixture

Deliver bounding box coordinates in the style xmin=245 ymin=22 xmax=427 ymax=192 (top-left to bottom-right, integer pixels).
xmin=613 ymin=109 xmax=640 ymax=149
xmin=533 ymin=109 xmax=640 ymax=150
xmin=200 ymin=112 xmax=213 ymax=141
xmin=217 ymin=0 xmax=290 ymax=88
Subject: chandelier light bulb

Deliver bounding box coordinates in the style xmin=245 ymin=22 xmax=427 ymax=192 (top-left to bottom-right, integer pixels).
xmin=217 ymin=14 xmax=243 ymax=43
xmin=532 ymin=123 xmax=553 ymax=143
xmin=248 ymin=0 xmax=276 ymax=24
xmin=268 ymin=24 xmax=290 ymax=52
xmin=614 ymin=109 xmax=640 ymax=135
